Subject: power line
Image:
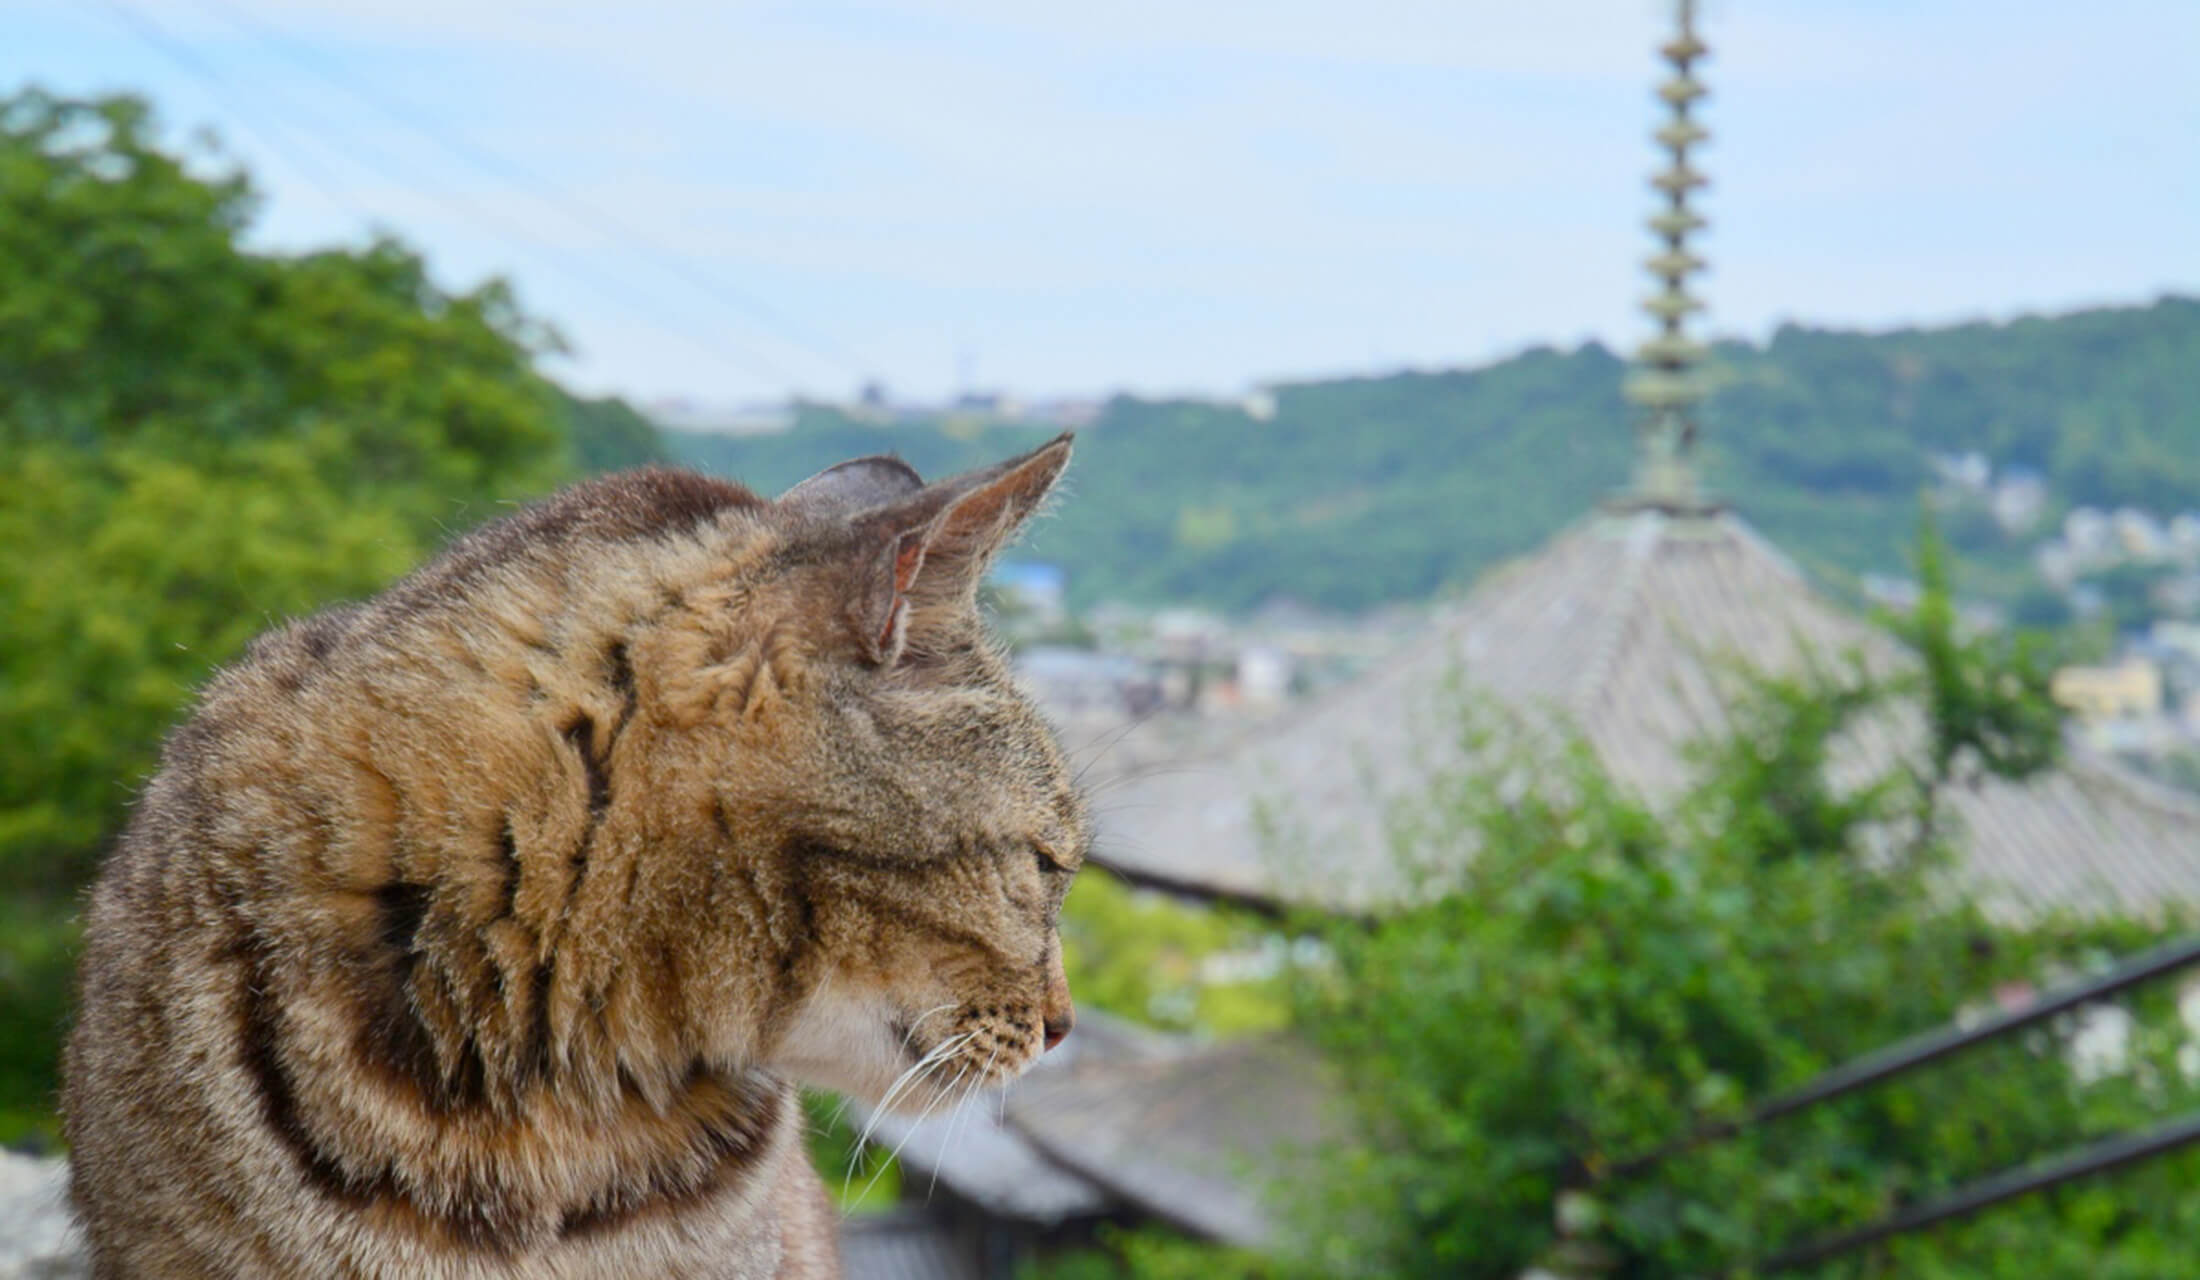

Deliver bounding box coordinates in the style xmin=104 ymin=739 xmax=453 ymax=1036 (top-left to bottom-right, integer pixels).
xmin=184 ymin=0 xmax=876 ymax=385
xmin=98 ymin=0 xmax=806 ymax=394
xmin=94 ymin=0 xmax=364 ymax=223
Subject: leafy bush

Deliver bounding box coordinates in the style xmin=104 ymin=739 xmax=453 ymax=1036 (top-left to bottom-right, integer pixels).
xmin=1058 ymin=872 xmax=1290 ymax=1035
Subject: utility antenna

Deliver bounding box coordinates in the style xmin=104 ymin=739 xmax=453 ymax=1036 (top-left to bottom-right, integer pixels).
xmin=1619 ymin=0 xmax=1721 ymax=514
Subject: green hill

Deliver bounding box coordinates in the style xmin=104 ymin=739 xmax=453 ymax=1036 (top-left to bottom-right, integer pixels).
xmin=670 ymin=296 xmax=2200 ymax=613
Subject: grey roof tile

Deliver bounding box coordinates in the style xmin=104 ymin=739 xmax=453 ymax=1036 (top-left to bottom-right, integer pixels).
xmin=1091 ymin=510 xmax=2200 ymax=918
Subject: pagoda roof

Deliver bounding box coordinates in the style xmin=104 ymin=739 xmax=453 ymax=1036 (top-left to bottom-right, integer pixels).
xmin=1089 ymin=508 xmax=2200 ymax=917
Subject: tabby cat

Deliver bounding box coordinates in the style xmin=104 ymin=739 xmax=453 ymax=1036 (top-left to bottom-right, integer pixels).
xmin=63 ymin=437 xmax=1087 ymax=1278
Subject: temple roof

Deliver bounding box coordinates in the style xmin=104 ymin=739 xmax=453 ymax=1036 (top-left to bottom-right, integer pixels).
xmin=1089 ymin=507 xmax=2200 ymax=917
xmin=845 ymin=1013 xmax=1341 ymax=1249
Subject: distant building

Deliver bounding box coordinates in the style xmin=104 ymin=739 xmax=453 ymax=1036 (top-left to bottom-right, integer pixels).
xmin=991 ymin=561 xmax=1067 ymax=621
xmin=645 ymin=399 xmax=796 ymax=436
xmin=1235 ymin=646 xmax=1294 ymax=709
xmin=2065 ymin=507 xmax=2113 ymax=562
xmin=2172 ymin=514 xmax=2200 ymax=564
xmin=2153 ymin=572 xmax=2200 ymax=618
xmin=1990 ymin=468 xmax=2049 ymax=534
xmin=2035 ymin=541 xmax=2080 ymax=591
xmin=952 ymin=391 xmax=1017 ymax=417
xmin=1932 ymin=450 xmax=1991 ymax=494
xmin=1028 ymin=398 xmax=1105 ymax=428
xmin=1014 ymin=646 xmax=1157 ymax=718
xmin=1862 ymin=573 xmax=1921 ymax=611
xmin=2153 ymin=621 xmax=2200 ymax=664
xmin=2115 ymin=508 xmax=2169 ymax=560
xmin=2049 ymin=657 xmax=2163 ymax=723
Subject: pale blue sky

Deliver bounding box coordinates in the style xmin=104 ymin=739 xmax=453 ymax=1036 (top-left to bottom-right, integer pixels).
xmin=12 ymin=1 xmax=2199 ymax=404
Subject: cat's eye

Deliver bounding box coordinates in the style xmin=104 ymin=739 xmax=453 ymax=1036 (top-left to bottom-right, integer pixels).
xmin=1033 ymin=847 xmax=1070 ymax=876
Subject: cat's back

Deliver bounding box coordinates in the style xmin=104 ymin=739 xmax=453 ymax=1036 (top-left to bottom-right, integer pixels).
xmin=68 ymin=465 xmax=764 ymax=994
xmin=60 ymin=467 xmax=836 ymax=1279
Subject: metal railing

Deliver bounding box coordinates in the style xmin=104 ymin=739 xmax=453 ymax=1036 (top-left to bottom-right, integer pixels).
xmin=1567 ymin=932 xmax=2200 ymax=1274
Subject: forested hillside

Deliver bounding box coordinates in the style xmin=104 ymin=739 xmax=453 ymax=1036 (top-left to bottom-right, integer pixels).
xmin=673 ymin=296 xmax=2200 ymax=613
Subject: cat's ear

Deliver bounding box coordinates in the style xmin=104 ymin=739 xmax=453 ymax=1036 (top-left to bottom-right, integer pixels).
xmin=778 ymin=455 xmax=926 ymax=517
xmin=849 ymin=434 xmax=1072 ymax=665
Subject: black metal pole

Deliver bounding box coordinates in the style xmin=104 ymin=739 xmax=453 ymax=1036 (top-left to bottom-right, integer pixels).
xmin=1601 ymin=931 xmax=2200 ymax=1181
xmin=1752 ymin=1110 xmax=2200 ymax=1273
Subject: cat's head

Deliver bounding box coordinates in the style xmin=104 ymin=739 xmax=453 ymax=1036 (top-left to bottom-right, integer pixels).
xmin=665 ymin=437 xmax=1087 ymax=1109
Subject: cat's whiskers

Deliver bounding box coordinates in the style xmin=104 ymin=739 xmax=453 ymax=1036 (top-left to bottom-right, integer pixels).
xmin=862 ymin=1058 xmax=972 ymax=1211
xmin=1080 ymin=746 xmax=1224 ymax=800
xmin=1067 ymin=707 xmax=1162 ymax=788
xmin=843 ymin=1035 xmax=959 ymax=1192
xmin=930 ymin=1041 xmax=1004 ymax=1201
xmin=848 ymin=1029 xmax=976 ymax=1179
xmin=934 ymin=1043 xmax=995 ymax=1192
xmin=934 ymin=1039 xmax=1013 ymax=1203
xmin=903 ymin=1062 xmax=976 ymax=1206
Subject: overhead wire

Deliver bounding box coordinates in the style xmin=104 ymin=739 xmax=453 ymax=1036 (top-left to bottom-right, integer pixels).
xmin=182 ymin=0 xmax=876 ymax=386
xmin=93 ymin=0 xmax=366 ymax=224
xmin=97 ymin=0 xmax=807 ymax=394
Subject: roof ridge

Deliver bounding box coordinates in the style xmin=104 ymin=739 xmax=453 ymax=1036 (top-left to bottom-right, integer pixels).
xmin=1562 ymin=512 xmax=1669 ymax=720
xmin=2059 ymin=746 xmax=2200 ymax=823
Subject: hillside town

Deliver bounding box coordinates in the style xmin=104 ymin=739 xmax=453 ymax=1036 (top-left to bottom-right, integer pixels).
xmin=10 ymin=0 xmax=2200 ymax=1276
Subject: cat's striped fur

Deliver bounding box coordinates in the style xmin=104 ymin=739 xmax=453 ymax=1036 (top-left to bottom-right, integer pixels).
xmin=63 ymin=438 xmax=1086 ymax=1278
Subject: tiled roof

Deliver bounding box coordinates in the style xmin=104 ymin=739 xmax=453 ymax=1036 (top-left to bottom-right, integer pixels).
xmin=845 ymin=1013 xmax=1341 ymax=1249
xmin=839 ymin=1209 xmax=982 ymax=1280
xmin=1004 ymin=1035 xmax=1341 ymax=1248
xmin=850 ymin=1082 xmax=1115 ymax=1226
xmin=1090 ymin=509 xmax=2200 ymax=917
xmin=841 ymin=1014 xmax=1163 ymax=1230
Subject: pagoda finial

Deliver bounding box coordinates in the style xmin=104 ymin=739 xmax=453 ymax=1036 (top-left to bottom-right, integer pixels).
xmin=1619 ymin=0 xmax=1721 ymax=515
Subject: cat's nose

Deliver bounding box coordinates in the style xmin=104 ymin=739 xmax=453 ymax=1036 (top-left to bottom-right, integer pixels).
xmin=1040 ymin=950 xmax=1074 ymax=1052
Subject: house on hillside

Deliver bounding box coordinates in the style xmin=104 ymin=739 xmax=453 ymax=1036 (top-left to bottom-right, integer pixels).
xmin=2052 ymin=657 xmax=2165 ymax=724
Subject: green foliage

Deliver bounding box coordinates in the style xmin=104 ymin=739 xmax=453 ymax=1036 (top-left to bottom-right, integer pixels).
xmin=1281 ymin=576 xmax=2199 ymax=1276
xmin=1885 ymin=512 xmax=2064 ymax=786
xmin=1021 ymin=1224 xmax=1276 ymax=1280
xmin=561 ymin=391 xmax=670 ymax=473
xmin=1058 ymin=872 xmax=1290 ymax=1036
xmin=0 ymin=439 xmax=422 ymax=887
xmin=0 ymin=93 xmax=568 ymax=497
xmin=0 ymin=902 xmax=77 ymax=1151
xmin=669 ymin=299 xmax=2200 ymax=615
